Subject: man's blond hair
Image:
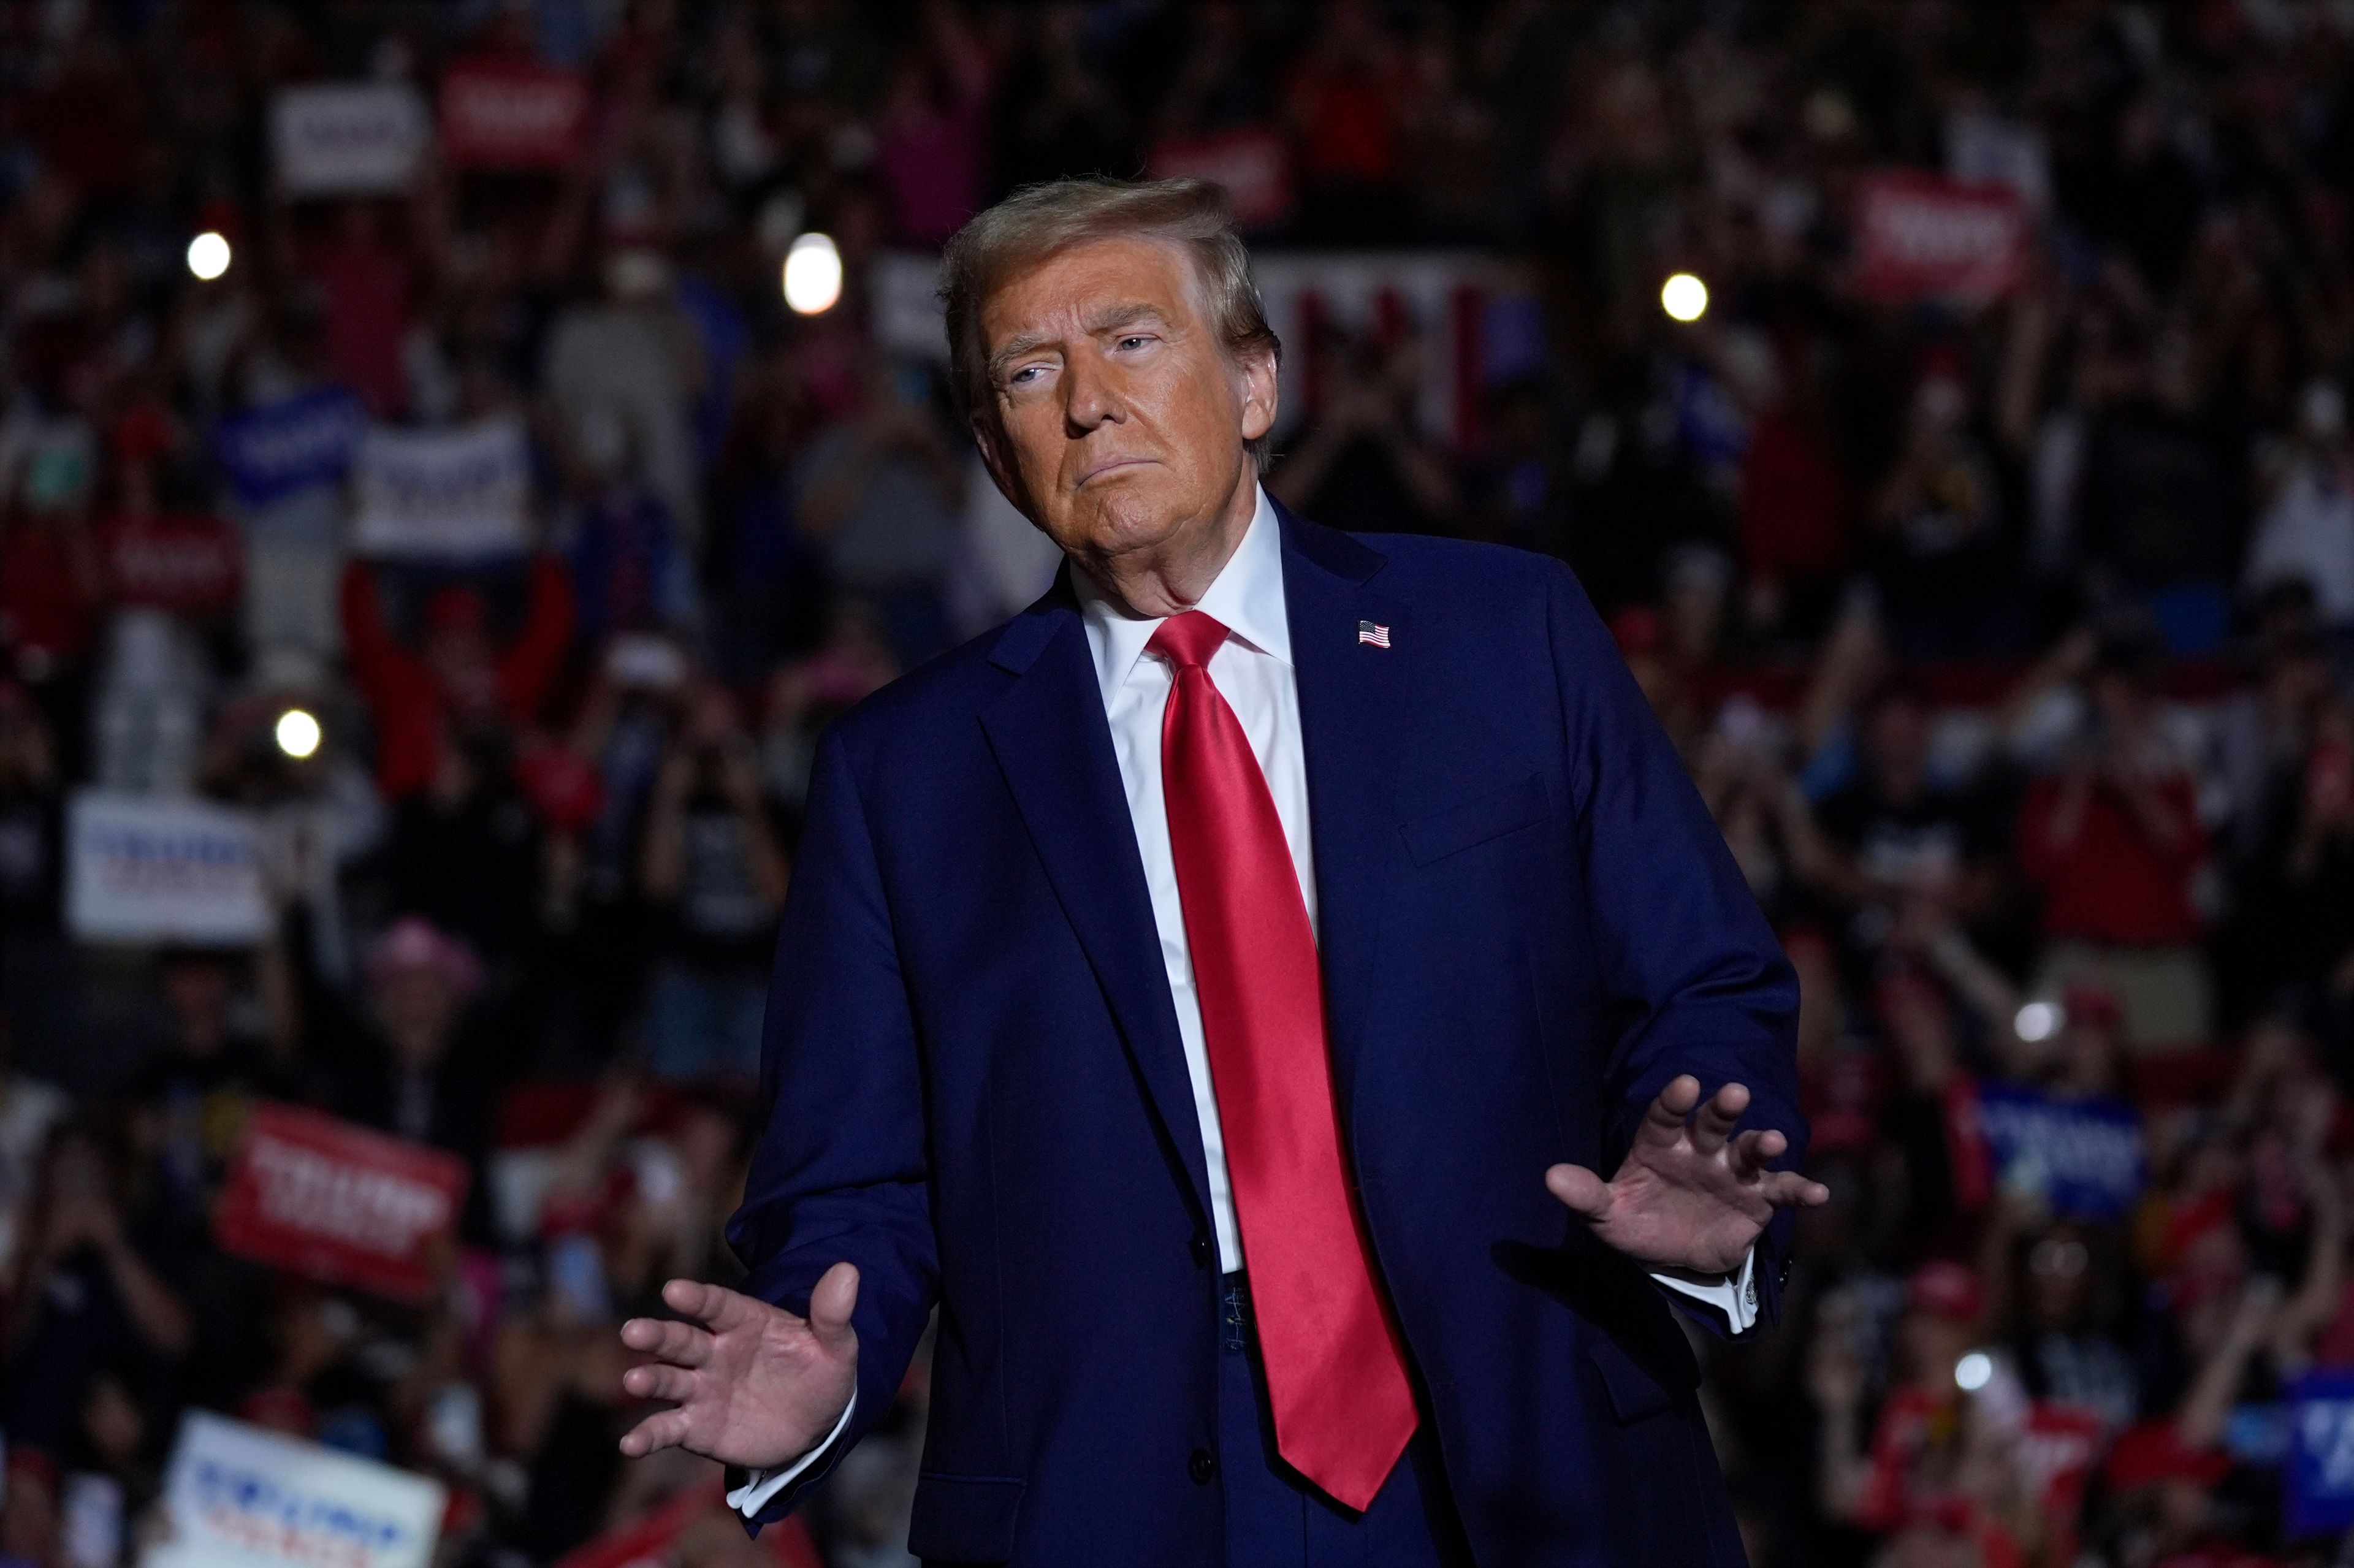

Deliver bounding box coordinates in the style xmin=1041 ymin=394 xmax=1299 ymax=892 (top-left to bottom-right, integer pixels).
xmin=938 ymin=177 xmax=1282 ymax=473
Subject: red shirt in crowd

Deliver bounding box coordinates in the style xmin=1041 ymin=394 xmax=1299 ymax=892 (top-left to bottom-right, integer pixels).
xmin=2017 ymin=772 xmax=2208 ymax=946
xmin=339 ymin=556 xmax=575 ymax=801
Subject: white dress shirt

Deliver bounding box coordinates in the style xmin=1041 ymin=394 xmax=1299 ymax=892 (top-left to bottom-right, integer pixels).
xmin=734 ymin=484 xmax=1753 ymax=1519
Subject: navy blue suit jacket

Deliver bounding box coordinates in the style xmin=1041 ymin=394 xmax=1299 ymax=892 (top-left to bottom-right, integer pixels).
xmin=728 ymin=501 xmax=1805 ymax=1566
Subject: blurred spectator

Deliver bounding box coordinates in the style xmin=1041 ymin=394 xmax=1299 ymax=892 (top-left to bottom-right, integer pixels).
xmin=793 ymin=361 xmax=962 ymax=670
xmin=2016 ymin=631 xmax=2214 ymax=1051
xmin=1270 ymin=323 xmax=1457 ymax=535
xmin=636 ymin=685 xmax=786 ymax=1085
xmin=339 ymin=555 xmax=574 ymax=804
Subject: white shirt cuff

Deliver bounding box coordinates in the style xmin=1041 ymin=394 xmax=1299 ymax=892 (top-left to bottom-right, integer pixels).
xmin=726 ymin=1392 xmax=857 ymax=1518
xmin=1649 ymin=1246 xmax=1760 ymax=1334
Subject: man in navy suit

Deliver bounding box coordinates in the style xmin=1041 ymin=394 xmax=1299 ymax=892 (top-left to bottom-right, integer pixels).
xmin=616 ymin=178 xmax=1824 ymax=1567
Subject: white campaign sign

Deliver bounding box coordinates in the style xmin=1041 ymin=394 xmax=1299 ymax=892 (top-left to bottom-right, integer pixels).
xmin=145 ymin=1412 xmax=445 ymax=1568
xmin=351 ymin=416 xmax=531 ymax=558
xmin=272 ymin=85 xmax=430 ymax=197
xmin=67 ymin=792 xmax=269 ymax=945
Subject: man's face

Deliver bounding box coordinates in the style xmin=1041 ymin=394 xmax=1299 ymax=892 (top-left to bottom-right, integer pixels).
xmin=975 ymin=235 xmax=1276 ymax=575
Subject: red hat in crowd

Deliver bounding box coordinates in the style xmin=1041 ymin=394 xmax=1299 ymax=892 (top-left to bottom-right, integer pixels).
xmin=4 ymin=1442 xmax=59 ymax=1495
xmin=1609 ymin=606 xmax=1663 ymax=659
xmin=513 ymin=740 xmax=605 ymax=835
xmin=110 ymin=402 xmax=176 ymax=466
xmin=2103 ymin=1420 xmax=2233 ymax=1491
xmin=1906 ymin=1260 xmax=1984 ymax=1322
xmin=2062 ymin=981 xmax=2123 ymax=1032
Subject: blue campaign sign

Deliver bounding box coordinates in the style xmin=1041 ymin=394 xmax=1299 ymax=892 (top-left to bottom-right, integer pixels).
xmin=2287 ymin=1371 xmax=2354 ymax=1537
xmin=1975 ymin=1082 xmax=2146 ymax=1222
xmin=213 ymin=387 xmax=368 ymax=510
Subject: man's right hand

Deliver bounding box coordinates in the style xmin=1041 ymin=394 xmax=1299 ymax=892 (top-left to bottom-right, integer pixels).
xmin=617 ymin=1262 xmax=859 ymax=1470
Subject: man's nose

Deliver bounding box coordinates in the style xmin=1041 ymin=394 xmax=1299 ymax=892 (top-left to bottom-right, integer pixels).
xmin=1062 ymin=349 xmax=1126 ymax=434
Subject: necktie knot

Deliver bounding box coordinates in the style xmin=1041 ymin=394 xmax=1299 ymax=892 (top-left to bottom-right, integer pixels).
xmin=1147 ymin=610 xmax=1230 ymax=671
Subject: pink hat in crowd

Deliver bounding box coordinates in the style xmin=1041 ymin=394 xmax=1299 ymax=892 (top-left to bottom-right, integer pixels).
xmin=1906 ymin=1260 xmax=1984 ymax=1323
xmin=364 ymin=917 xmax=483 ymax=999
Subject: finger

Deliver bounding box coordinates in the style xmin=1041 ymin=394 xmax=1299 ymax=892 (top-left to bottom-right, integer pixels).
xmin=621 ymin=1362 xmax=696 ymax=1403
xmin=619 ymin=1317 xmax=715 ymax=1367
xmin=663 ymin=1277 xmax=775 ymax=1333
xmin=1545 ymin=1163 xmax=1613 ymax=1222
xmin=1759 ymin=1171 xmax=1832 ymax=1208
xmin=807 ymin=1262 xmax=861 ymax=1350
xmin=1730 ymin=1127 xmax=1788 ymax=1176
xmin=1691 ymin=1081 xmax=1750 ymax=1155
xmin=617 ymin=1407 xmax=692 ymax=1457
xmin=1635 ymin=1076 xmax=1702 ymax=1149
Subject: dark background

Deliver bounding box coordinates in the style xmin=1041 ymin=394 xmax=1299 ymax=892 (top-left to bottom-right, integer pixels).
xmin=5 ymin=2 xmax=2354 ymax=1566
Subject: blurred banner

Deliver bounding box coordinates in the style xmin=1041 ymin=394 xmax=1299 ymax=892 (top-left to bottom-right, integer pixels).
xmin=439 ymin=58 xmax=588 ymax=170
xmin=1146 ymin=128 xmax=1294 ymax=229
xmin=2287 ymin=1371 xmax=2354 ymax=1538
xmin=871 ymin=249 xmax=1527 ymax=452
xmin=214 ymin=1103 xmax=469 ymax=1303
xmin=213 ymin=388 xmax=370 ymax=512
xmin=66 ymin=791 xmax=269 ymax=945
xmin=352 ymin=416 xmax=532 ymax=559
xmin=144 ymin=1410 xmax=444 ymax=1568
xmin=272 ymin=84 xmax=430 ymax=198
xmin=1970 ymin=1082 xmax=2147 ymax=1223
xmin=1853 ymin=171 xmax=2030 ymax=306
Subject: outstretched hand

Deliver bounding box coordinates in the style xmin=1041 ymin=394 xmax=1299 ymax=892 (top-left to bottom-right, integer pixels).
xmin=617 ymin=1262 xmax=860 ymax=1471
xmin=1545 ymin=1076 xmax=1827 ymax=1276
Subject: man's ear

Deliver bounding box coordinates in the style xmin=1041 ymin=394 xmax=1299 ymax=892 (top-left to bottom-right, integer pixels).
xmin=1236 ymin=345 xmax=1281 ymax=446
xmin=970 ymin=416 xmax=1035 ymax=521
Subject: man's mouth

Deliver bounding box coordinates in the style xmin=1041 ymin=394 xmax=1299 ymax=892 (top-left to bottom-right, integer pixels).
xmin=1075 ymin=457 xmax=1152 ymax=487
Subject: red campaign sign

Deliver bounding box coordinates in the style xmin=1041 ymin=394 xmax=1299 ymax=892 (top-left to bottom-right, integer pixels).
xmin=1147 ymin=127 xmax=1294 ymax=229
xmin=1853 ymin=171 xmax=2028 ymax=306
xmin=554 ymin=1480 xmax=821 ymax=1568
xmin=215 ymin=1102 xmax=469 ymax=1303
xmin=440 ymin=59 xmax=588 ymax=170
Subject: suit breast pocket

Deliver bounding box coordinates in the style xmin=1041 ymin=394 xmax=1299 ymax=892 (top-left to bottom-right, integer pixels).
xmin=1398 ymin=772 xmax=1553 ymax=867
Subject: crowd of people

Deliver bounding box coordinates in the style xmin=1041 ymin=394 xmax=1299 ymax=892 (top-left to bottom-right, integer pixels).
xmin=3 ymin=1 xmax=2354 ymax=1566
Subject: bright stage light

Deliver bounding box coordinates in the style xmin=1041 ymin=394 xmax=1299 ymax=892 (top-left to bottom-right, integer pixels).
xmin=275 ymin=707 xmax=322 ymax=759
xmin=2015 ymin=1000 xmax=2061 ymax=1043
xmin=1661 ymin=272 xmax=1708 ymax=322
xmin=783 ymin=233 xmax=843 ymax=315
xmin=187 ymin=232 xmax=232 ymax=281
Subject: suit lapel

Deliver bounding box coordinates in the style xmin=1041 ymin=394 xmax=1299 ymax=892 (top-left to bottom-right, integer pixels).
xmin=1276 ymin=501 xmax=1411 ymax=1121
xmin=978 ymin=574 xmax=1214 ymax=1224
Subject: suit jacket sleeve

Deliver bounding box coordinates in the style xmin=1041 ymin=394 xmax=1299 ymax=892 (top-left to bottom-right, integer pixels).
xmin=1545 ymin=561 xmax=1807 ymax=1326
xmin=723 ymin=725 xmax=940 ymax=1524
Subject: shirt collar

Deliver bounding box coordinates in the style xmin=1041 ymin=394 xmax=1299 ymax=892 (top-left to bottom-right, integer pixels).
xmin=1074 ymin=483 xmax=1289 ymax=707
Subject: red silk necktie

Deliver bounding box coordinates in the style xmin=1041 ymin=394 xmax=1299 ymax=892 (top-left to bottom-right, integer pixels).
xmin=1148 ymin=609 xmax=1417 ymax=1512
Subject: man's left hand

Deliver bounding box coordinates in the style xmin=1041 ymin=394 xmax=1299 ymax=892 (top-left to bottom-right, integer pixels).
xmin=1545 ymin=1076 xmax=1828 ymax=1276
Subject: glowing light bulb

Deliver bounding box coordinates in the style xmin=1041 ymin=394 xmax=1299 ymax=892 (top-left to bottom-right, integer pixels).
xmin=1661 ymin=272 xmax=1708 ymax=322
xmin=782 ymin=232 xmax=843 ymax=315
xmin=2015 ymin=1000 xmax=2062 ymax=1043
xmin=1954 ymin=1352 xmax=1993 ymax=1392
xmin=187 ymin=232 xmax=232 ymax=282
xmin=275 ymin=707 xmax=322 ymax=760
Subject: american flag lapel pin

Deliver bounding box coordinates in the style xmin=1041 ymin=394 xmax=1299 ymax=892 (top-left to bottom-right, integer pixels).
xmin=1357 ymin=619 xmax=1391 ymax=649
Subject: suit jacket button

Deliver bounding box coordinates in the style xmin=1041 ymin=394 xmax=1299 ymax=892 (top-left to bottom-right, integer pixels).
xmin=1189 ymin=1447 xmax=1216 ymax=1485
xmin=1190 ymin=1232 xmax=1211 ymax=1269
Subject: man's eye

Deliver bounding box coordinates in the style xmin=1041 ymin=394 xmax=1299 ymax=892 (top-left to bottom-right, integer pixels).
xmin=1009 ymin=365 xmax=1045 ymax=385
xmin=1116 ymin=335 xmax=1153 ymax=351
